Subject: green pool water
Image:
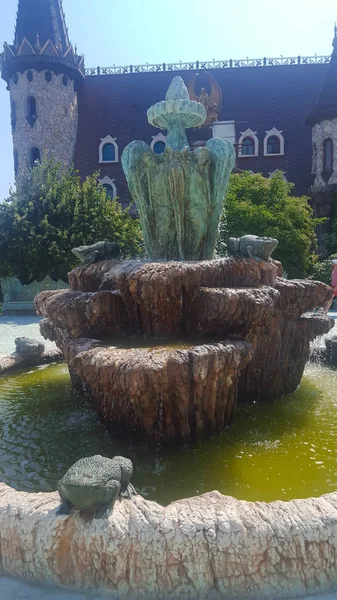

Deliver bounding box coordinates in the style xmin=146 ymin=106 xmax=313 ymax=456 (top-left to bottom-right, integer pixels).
xmin=0 ymin=360 xmax=336 ymax=505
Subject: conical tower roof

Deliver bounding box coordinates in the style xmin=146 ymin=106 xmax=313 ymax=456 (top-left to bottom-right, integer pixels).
xmin=1 ymin=0 xmax=85 ymax=84
xmin=306 ymin=25 xmax=337 ymax=126
xmin=14 ymin=0 xmax=70 ymax=53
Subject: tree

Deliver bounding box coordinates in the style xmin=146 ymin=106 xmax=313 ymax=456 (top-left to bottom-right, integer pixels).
xmin=0 ymin=160 xmax=143 ymax=284
xmin=217 ymin=171 xmax=321 ymax=278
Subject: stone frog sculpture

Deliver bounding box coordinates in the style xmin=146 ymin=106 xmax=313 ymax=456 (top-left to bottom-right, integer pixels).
xmin=57 ymin=455 xmax=137 ymax=519
xmin=228 ymin=235 xmax=279 ymax=261
xmin=72 ymin=241 xmax=121 ymax=265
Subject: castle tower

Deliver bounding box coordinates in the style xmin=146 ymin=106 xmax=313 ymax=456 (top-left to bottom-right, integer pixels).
xmin=1 ymin=0 xmax=85 ymax=184
xmin=306 ymin=25 xmax=337 ymax=249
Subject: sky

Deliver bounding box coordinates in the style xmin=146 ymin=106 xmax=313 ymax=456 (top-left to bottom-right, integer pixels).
xmin=0 ymin=0 xmax=336 ymax=199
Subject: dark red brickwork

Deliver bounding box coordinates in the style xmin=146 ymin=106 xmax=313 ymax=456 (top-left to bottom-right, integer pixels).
xmin=74 ymin=63 xmax=328 ymax=206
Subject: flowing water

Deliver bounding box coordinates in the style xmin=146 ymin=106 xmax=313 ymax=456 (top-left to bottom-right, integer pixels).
xmin=0 ymin=328 xmax=336 ymax=505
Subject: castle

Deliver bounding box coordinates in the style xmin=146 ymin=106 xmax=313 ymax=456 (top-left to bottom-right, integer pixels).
xmin=1 ymin=0 xmax=337 ymax=242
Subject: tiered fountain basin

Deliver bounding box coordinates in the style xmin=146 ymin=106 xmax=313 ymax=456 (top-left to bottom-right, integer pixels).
xmin=35 ymin=256 xmax=333 ymax=446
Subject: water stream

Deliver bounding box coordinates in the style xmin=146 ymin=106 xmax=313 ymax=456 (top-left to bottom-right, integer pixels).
xmin=0 ymin=323 xmax=336 ymax=506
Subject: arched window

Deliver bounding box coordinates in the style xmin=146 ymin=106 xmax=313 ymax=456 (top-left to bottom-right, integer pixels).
xmin=11 ymin=101 xmax=16 ymax=131
xmin=153 ymin=141 xmax=166 ymax=155
xmin=99 ymin=136 xmax=118 ymax=163
xmin=102 ymin=143 xmax=115 ymax=162
xmin=99 ymin=176 xmax=117 ymax=199
xmin=237 ymin=128 xmax=259 ymax=157
xmin=103 ymin=184 xmax=115 ymax=198
xmin=264 ymin=128 xmax=284 ymax=156
xmin=241 ymin=137 xmax=255 ymax=156
xmin=323 ymin=138 xmax=333 ymax=173
xmin=150 ymin=133 xmax=167 ymax=154
xmin=14 ymin=150 xmax=18 ymax=177
xmin=27 ymin=96 xmax=37 ymax=127
xmin=30 ymin=147 xmax=40 ymax=168
xmin=267 ymin=136 xmax=280 ymax=155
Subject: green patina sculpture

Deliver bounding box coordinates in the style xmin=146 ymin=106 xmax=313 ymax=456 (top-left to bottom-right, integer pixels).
xmin=57 ymin=455 xmax=137 ymax=519
xmin=122 ymin=76 xmax=235 ymax=261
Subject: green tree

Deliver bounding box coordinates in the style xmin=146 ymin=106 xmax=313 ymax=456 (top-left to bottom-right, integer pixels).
xmin=217 ymin=171 xmax=321 ymax=278
xmin=0 ymin=160 xmax=143 ymax=284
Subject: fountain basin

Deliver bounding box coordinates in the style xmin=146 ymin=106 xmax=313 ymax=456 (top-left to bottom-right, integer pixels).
xmin=1 ymin=482 xmax=337 ymax=599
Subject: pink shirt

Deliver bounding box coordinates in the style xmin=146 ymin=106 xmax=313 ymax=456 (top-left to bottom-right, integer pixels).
xmin=332 ymin=268 xmax=337 ymax=289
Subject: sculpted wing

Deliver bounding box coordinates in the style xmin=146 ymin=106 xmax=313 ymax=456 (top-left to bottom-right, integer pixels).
xmin=204 ymin=137 xmax=235 ymax=257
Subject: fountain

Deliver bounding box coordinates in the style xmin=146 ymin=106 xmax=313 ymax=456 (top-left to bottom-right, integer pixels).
xmin=1 ymin=76 xmax=337 ymax=598
xmin=35 ymin=77 xmax=333 ymax=446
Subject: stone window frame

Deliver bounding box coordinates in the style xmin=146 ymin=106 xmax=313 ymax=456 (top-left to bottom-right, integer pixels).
xmin=237 ymin=129 xmax=259 ymax=157
xmin=99 ymin=135 xmax=119 ymax=164
xmin=264 ymin=127 xmax=284 ymax=156
xmin=150 ymin=133 xmax=167 ymax=153
xmin=99 ymin=175 xmax=117 ymax=198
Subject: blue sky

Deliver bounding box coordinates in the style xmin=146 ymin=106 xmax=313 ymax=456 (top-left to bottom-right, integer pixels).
xmin=0 ymin=0 xmax=336 ymax=199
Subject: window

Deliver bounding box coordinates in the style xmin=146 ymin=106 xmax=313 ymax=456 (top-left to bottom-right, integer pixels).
xmin=267 ymin=136 xmax=280 ymax=155
xmin=99 ymin=176 xmax=117 ymax=198
xmin=62 ymin=75 xmax=68 ymax=86
xmin=241 ymin=137 xmax=255 ymax=156
xmin=45 ymin=71 xmax=52 ymax=83
xmin=11 ymin=101 xmax=16 ymax=131
xmin=30 ymin=147 xmax=40 ymax=167
xmin=27 ymin=96 xmax=37 ymax=127
xmin=153 ymin=141 xmax=166 ymax=155
xmin=150 ymin=133 xmax=167 ymax=154
xmin=27 ymin=70 xmax=33 ymax=82
xmin=264 ymin=128 xmax=284 ymax=156
xmin=323 ymin=138 xmax=333 ymax=173
xmin=103 ymin=184 xmax=115 ymax=198
xmin=237 ymin=128 xmax=259 ymax=157
xmin=14 ymin=150 xmax=18 ymax=177
xmin=102 ymin=143 xmax=115 ymax=162
xmin=99 ymin=136 xmax=118 ymax=163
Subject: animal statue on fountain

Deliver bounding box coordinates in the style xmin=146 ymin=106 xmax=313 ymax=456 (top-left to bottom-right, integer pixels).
xmin=228 ymin=235 xmax=279 ymax=261
xmin=57 ymin=455 xmax=137 ymax=519
xmin=72 ymin=241 xmax=121 ymax=264
xmin=122 ymin=76 xmax=235 ymax=261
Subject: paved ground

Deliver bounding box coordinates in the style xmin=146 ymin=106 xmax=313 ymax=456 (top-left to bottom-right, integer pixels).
xmin=1 ymin=576 xmax=337 ymax=600
xmin=0 ymin=576 xmax=111 ymax=599
xmin=0 ymin=315 xmax=56 ymax=357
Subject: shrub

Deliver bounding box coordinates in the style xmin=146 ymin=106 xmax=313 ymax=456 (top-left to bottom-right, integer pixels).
xmin=0 ymin=160 xmax=143 ymax=284
xmin=217 ymin=171 xmax=321 ymax=278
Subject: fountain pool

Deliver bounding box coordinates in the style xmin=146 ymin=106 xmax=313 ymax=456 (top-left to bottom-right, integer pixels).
xmin=1 ymin=333 xmax=336 ymax=506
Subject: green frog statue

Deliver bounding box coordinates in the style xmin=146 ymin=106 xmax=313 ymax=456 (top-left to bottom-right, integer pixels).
xmin=57 ymin=455 xmax=137 ymax=519
xmin=122 ymin=76 xmax=235 ymax=261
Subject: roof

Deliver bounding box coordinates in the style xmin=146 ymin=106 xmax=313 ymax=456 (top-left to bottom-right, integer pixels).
xmin=74 ymin=62 xmax=328 ymax=201
xmin=306 ymin=29 xmax=337 ymax=125
xmin=14 ymin=0 xmax=70 ymax=52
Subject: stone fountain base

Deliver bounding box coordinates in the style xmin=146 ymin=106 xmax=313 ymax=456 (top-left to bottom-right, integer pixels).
xmin=53 ymin=337 xmax=251 ymax=445
xmin=2 ymin=482 xmax=337 ymax=600
xmin=35 ymin=257 xmax=334 ymax=445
